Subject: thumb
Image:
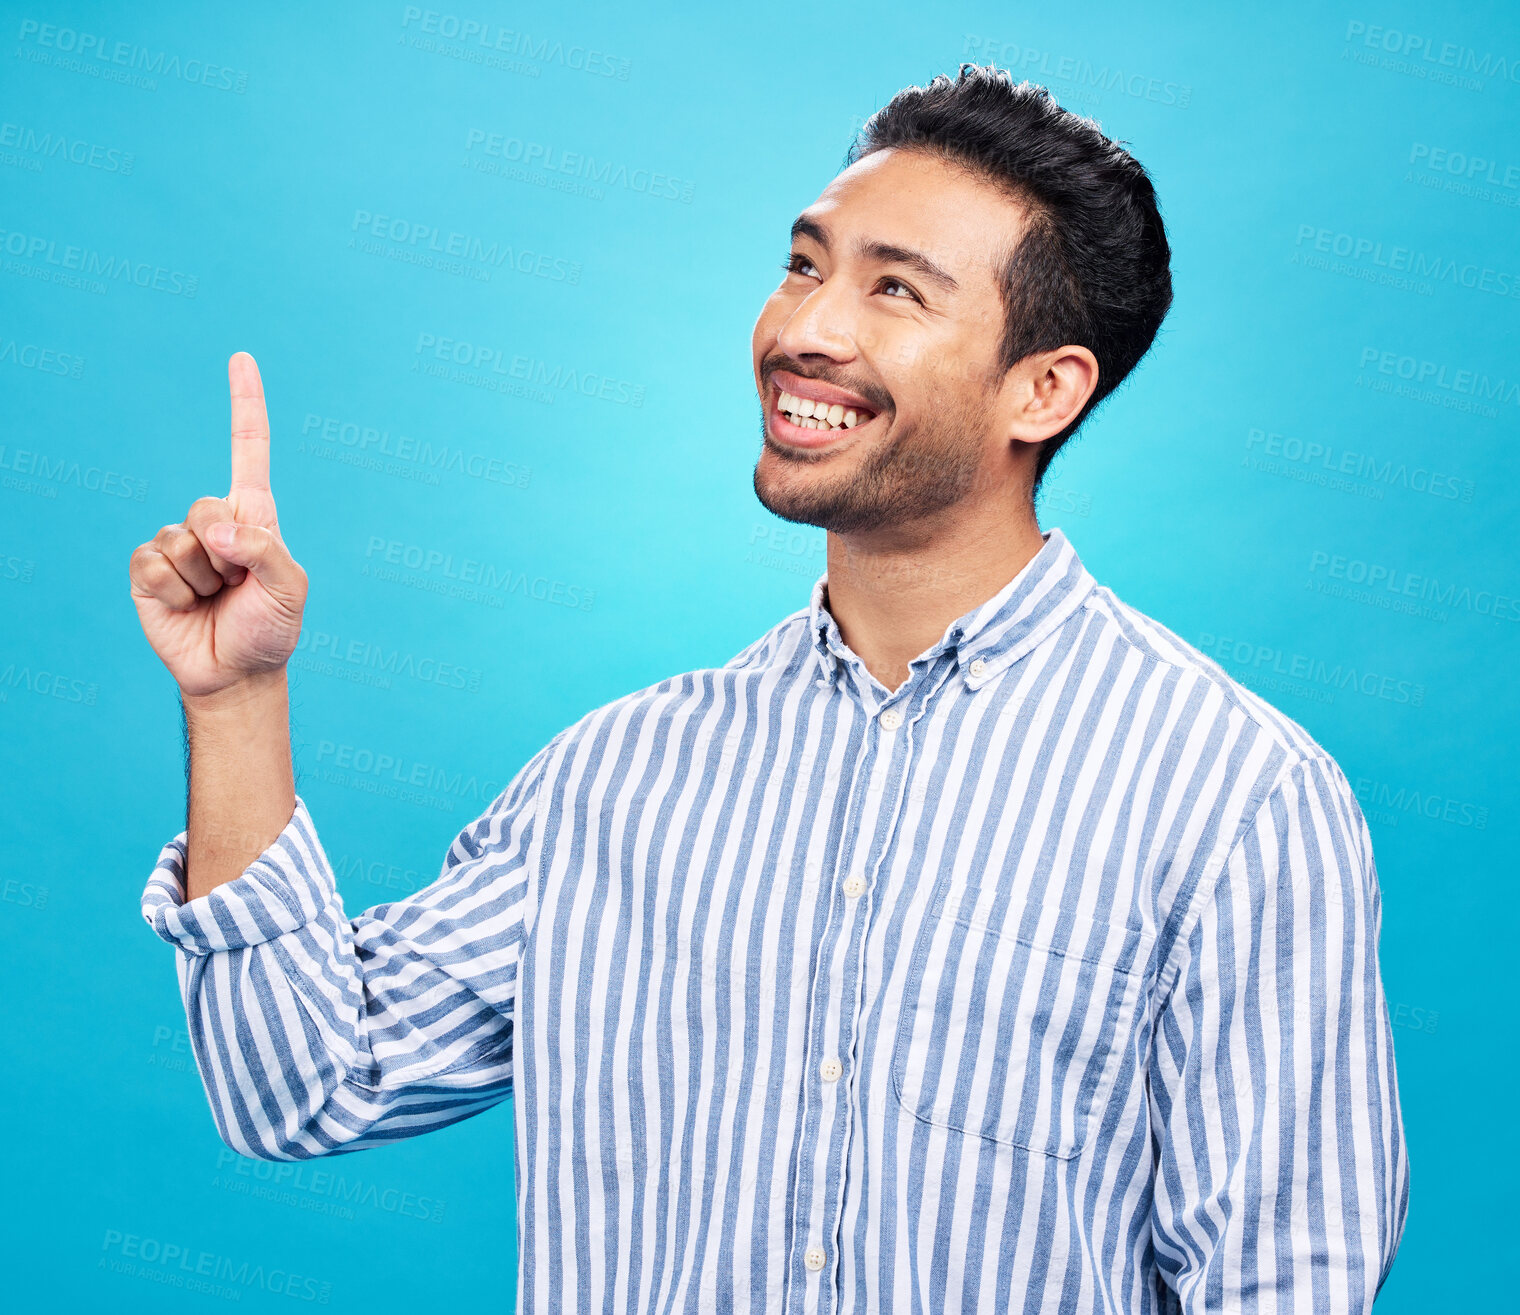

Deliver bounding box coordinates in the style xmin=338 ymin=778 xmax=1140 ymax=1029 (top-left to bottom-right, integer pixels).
xmin=205 ymin=522 xmax=306 ymax=607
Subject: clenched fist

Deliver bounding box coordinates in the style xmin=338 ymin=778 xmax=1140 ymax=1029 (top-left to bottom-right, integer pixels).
xmin=129 ymin=352 xmax=308 ymax=699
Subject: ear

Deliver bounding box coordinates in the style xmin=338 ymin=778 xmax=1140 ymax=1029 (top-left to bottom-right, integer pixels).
xmin=993 ymin=346 xmax=1100 ymax=449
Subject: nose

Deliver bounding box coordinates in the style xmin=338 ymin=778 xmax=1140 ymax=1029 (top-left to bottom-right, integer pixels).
xmin=775 ymin=278 xmax=859 ymax=365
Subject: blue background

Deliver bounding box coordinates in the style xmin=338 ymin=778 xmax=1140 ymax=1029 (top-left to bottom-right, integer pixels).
xmin=3 ymin=0 xmax=1516 ymax=1307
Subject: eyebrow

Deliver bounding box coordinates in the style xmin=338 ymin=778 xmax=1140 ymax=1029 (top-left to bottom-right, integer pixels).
xmin=790 ymin=214 xmax=960 ymax=294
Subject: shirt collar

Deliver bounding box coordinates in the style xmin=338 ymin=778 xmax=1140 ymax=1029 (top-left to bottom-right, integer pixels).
xmin=807 ymin=526 xmax=1097 ymax=690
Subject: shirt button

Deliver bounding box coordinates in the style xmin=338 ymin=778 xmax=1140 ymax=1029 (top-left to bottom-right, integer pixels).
xmin=804 ymin=1246 xmax=827 ymax=1272
xmin=969 ymin=657 xmax=987 ymax=679
xmin=820 ymin=1057 xmax=843 ymax=1082
xmin=842 ymin=874 xmax=866 ymax=898
xmin=879 ymin=707 xmax=903 ymax=730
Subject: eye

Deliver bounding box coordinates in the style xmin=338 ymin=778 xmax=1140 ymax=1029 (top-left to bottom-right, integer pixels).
xmin=783 ymin=253 xmax=820 ymax=280
xmin=877 ymin=276 xmax=922 ymax=303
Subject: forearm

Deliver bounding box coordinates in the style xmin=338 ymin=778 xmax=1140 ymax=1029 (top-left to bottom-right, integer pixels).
xmin=181 ymin=668 xmax=295 ymax=901
xmin=176 ymin=914 xmax=513 ymax=1162
xmin=141 ymin=782 xmax=530 ymax=1160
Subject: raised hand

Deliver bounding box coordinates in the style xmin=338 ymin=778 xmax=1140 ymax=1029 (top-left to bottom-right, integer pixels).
xmin=129 ymin=352 xmax=308 ymax=699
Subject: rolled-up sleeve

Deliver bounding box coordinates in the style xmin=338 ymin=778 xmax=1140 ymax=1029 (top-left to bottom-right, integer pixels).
xmin=139 ymin=734 xmax=561 ymax=1161
xmin=1149 ymin=752 xmax=1410 ymax=1312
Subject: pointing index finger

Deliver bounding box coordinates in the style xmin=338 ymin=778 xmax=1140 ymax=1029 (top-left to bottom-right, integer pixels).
xmin=228 ymin=351 xmax=271 ymax=493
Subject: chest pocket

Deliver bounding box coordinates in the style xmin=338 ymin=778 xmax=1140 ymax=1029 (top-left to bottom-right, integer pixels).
xmin=890 ymin=888 xmax=1154 ymax=1161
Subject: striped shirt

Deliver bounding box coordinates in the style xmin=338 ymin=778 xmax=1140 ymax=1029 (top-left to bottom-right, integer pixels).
xmin=141 ymin=525 xmax=1409 ymax=1313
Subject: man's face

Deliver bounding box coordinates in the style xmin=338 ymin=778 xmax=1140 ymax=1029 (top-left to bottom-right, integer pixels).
xmin=750 ymin=147 xmax=1027 ymax=536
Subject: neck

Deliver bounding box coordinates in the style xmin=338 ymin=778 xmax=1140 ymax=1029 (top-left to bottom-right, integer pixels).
xmin=823 ymin=498 xmax=1046 ymax=693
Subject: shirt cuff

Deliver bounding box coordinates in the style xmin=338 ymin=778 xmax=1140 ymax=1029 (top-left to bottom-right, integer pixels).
xmin=140 ymin=794 xmax=338 ymax=955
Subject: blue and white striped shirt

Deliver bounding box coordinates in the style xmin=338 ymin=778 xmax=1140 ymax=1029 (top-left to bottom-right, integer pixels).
xmin=142 ymin=525 xmax=1408 ymax=1313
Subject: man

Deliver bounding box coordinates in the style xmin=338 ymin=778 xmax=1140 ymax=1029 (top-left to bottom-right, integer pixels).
xmin=131 ymin=66 xmax=1408 ymax=1312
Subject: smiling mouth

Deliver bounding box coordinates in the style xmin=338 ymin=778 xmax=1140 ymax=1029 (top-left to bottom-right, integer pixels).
xmin=775 ymin=389 xmax=875 ymax=433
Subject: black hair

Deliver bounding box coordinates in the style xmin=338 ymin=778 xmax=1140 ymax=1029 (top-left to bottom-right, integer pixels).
xmin=846 ymin=64 xmax=1174 ymax=494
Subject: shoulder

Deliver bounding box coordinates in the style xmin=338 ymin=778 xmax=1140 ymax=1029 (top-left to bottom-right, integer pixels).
xmin=1076 ymin=582 xmax=1371 ymax=866
xmin=1077 ymin=586 xmax=1377 ymax=938
xmin=1080 ymin=582 xmax=1342 ymax=771
xmin=535 ymin=605 xmax=817 ymax=772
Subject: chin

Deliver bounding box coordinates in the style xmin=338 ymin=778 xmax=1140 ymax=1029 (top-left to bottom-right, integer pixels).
xmin=754 ymin=457 xmax=830 ymax=528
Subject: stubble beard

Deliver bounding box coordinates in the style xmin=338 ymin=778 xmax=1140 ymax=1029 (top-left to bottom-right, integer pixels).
xmin=753 ymin=391 xmax=991 ymax=536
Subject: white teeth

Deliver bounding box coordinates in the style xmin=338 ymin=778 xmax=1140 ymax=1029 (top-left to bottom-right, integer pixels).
xmin=778 ymin=386 xmax=872 ymax=433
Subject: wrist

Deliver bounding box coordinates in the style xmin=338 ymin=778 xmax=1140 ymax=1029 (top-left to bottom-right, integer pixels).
xmin=181 ymin=667 xmax=288 ymax=722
